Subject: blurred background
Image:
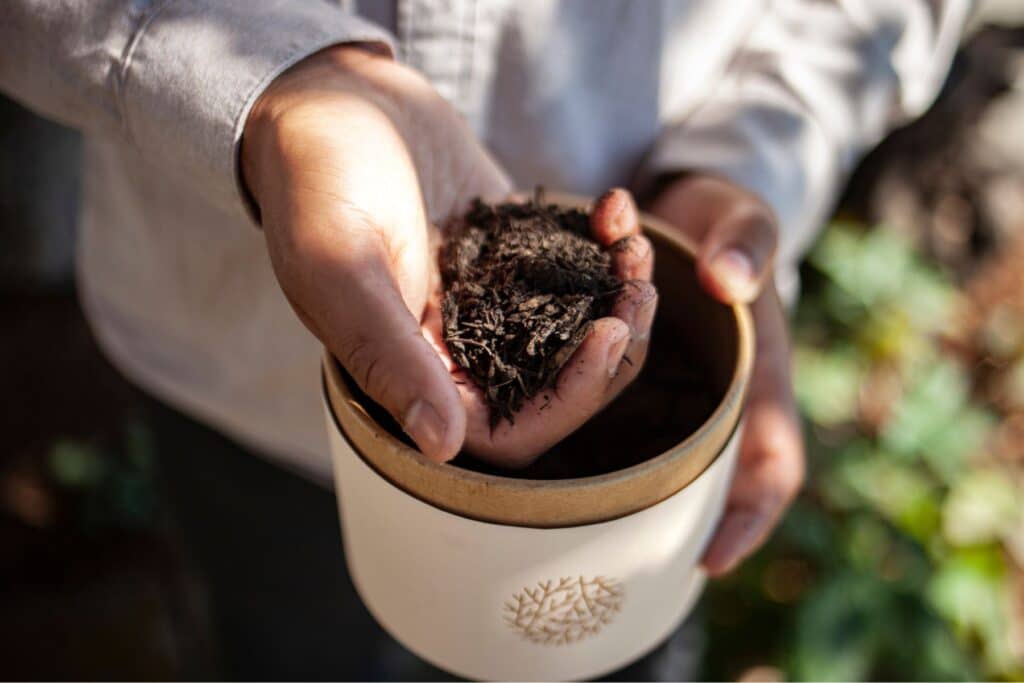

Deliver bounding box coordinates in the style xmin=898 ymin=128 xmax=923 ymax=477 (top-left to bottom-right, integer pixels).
xmin=3 ymin=4 xmax=1024 ymax=682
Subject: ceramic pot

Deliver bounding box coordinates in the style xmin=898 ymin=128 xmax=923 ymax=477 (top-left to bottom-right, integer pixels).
xmin=322 ymin=195 xmax=754 ymax=680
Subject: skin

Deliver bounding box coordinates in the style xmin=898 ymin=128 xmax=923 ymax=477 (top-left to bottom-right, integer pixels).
xmin=648 ymin=175 xmax=806 ymax=576
xmin=243 ymin=45 xmax=805 ymax=575
xmin=241 ymin=45 xmax=655 ymax=467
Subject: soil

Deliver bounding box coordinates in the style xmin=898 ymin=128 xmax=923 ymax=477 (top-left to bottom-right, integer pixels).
xmin=451 ymin=311 xmax=718 ymax=479
xmin=343 ymin=308 xmax=719 ymax=480
xmin=439 ymin=193 xmax=623 ymax=424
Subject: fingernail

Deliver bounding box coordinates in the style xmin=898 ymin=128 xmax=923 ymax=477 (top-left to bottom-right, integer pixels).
xmin=402 ymin=400 xmax=448 ymax=459
xmin=633 ymin=293 xmax=658 ymax=341
xmin=710 ymin=249 xmax=757 ymax=301
xmin=612 ymin=192 xmax=637 ymax=238
xmin=612 ymin=199 xmax=629 ymax=234
xmin=605 ymin=326 xmax=630 ymax=378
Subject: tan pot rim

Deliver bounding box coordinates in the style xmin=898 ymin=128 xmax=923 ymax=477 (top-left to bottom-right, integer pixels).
xmin=323 ymin=194 xmax=754 ymax=528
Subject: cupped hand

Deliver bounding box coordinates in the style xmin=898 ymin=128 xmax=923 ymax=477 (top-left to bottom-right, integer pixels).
xmin=647 ymin=174 xmax=806 ymax=576
xmin=443 ymin=189 xmax=657 ymax=467
xmin=242 ymin=45 xmax=654 ymax=467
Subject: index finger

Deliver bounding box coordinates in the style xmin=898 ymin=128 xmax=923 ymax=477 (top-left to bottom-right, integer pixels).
xmin=591 ymin=187 xmax=655 ymax=282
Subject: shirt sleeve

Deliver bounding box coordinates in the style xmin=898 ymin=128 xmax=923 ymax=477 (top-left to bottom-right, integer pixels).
xmin=644 ymin=0 xmax=972 ymax=297
xmin=0 ymin=0 xmax=396 ymax=222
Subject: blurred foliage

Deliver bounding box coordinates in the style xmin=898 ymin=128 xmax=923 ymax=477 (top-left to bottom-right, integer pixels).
xmin=704 ymin=223 xmax=1024 ymax=682
xmin=47 ymin=421 xmax=160 ymax=532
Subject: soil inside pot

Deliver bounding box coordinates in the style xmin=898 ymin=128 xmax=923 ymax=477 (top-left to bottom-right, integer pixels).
xmin=439 ymin=194 xmax=622 ymax=424
xmin=336 ymin=196 xmax=725 ymax=480
xmin=339 ymin=302 xmax=719 ymax=480
xmin=450 ymin=310 xmax=719 ymax=479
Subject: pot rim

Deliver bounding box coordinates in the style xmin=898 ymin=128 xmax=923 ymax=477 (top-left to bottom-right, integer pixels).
xmin=322 ymin=193 xmax=754 ymax=527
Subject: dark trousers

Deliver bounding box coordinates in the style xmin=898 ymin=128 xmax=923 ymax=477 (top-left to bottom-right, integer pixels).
xmin=146 ymin=397 xmax=702 ymax=681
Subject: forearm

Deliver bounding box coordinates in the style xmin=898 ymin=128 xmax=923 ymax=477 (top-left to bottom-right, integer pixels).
xmin=0 ymin=0 xmax=395 ymax=219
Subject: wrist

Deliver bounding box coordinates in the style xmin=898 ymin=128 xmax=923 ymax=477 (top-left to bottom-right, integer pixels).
xmin=241 ymin=43 xmax=393 ymax=207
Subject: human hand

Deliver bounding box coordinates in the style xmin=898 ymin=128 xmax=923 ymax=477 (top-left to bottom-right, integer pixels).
xmin=647 ymin=174 xmax=805 ymax=576
xmin=241 ymin=45 xmax=654 ymax=466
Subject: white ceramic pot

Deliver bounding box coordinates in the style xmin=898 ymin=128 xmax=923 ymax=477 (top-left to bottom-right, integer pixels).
xmin=322 ymin=199 xmax=754 ymax=681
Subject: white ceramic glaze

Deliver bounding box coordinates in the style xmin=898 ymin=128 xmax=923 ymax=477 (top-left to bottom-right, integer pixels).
xmin=324 ymin=398 xmax=740 ymax=681
xmin=321 ymin=193 xmax=751 ymax=679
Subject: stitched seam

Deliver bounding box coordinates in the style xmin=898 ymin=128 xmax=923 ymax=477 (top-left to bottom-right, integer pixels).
xmin=456 ymin=0 xmax=467 ymax=103
xmin=230 ymin=29 xmax=395 ymax=225
xmin=460 ymin=0 xmax=478 ymax=111
xmin=115 ymin=0 xmax=177 ymax=147
xmin=398 ymin=0 xmax=415 ymax=64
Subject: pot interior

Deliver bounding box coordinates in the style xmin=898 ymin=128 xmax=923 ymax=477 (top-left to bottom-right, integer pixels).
xmin=323 ymin=199 xmax=753 ymax=527
xmin=344 ymin=229 xmax=739 ymax=480
xmin=482 ymin=228 xmax=740 ymax=478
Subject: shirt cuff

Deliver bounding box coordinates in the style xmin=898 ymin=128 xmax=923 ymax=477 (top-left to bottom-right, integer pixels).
xmin=120 ymin=0 xmax=396 ymax=224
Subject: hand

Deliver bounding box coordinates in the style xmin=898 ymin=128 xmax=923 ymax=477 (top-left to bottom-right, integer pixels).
xmin=647 ymin=174 xmax=805 ymax=576
xmin=241 ymin=46 xmax=654 ymax=466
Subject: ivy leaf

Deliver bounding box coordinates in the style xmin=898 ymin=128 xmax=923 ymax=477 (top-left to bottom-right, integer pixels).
xmin=928 ymin=548 xmax=1018 ymax=674
xmin=881 ymin=360 xmax=966 ymax=456
xmin=795 ymin=346 xmax=864 ymax=427
xmin=942 ymin=468 xmax=1023 ymax=547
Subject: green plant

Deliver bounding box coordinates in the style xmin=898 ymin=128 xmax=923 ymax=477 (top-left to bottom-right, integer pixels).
xmin=47 ymin=421 xmax=160 ymax=532
xmin=703 ymin=223 xmax=1024 ymax=681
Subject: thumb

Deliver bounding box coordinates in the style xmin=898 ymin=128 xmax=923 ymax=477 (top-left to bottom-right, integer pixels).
xmin=696 ymin=202 xmax=778 ymax=305
xmin=329 ymin=267 xmax=466 ymax=462
xmin=276 ymin=225 xmax=466 ymax=462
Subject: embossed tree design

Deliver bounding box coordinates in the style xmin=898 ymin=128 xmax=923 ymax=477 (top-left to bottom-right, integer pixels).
xmin=503 ymin=576 xmax=625 ymax=645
